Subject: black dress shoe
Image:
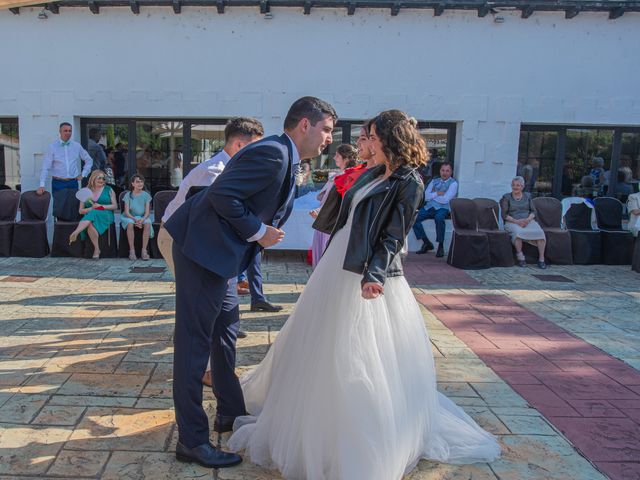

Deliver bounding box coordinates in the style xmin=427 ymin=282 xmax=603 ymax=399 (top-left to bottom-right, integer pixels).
xmin=435 ymin=243 xmax=445 ymax=258
xmin=237 ymin=329 xmax=248 ymax=339
xmin=213 ymin=414 xmax=237 ymax=434
xmin=416 ymin=240 xmax=434 ymax=255
xmin=250 ymin=300 xmax=283 ymax=312
xmin=176 ymin=441 xmax=242 ymax=468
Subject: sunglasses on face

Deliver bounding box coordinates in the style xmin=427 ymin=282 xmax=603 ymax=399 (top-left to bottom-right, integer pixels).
xmin=96 ymin=176 xmax=105 ymax=180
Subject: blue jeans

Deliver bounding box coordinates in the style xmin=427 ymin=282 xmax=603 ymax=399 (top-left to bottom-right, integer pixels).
xmin=412 ymin=207 xmax=448 ymax=244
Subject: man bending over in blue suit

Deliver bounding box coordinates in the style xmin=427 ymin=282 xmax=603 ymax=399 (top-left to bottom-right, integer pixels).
xmin=165 ymin=97 xmax=337 ymax=469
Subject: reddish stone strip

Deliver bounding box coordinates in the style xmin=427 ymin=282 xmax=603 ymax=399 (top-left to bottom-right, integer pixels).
xmin=414 ymin=293 xmax=640 ymax=480
xmin=403 ymin=253 xmax=480 ymax=286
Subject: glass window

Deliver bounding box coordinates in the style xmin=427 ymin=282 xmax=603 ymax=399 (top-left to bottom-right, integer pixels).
xmin=189 ymin=123 xmax=226 ymax=167
xmin=618 ymin=132 xmax=640 ymax=200
xmin=301 ymin=121 xmax=456 ymax=197
xmin=83 ymin=122 xmax=129 ymax=197
xmin=517 ymin=130 xmax=558 ymax=197
xmin=564 ymin=128 xmax=614 ymax=199
xmin=418 ymin=124 xmax=453 ymax=180
xmin=302 ymin=126 xmax=343 ymax=196
xmin=0 ymin=120 xmax=19 ymax=189
xmin=135 ymin=121 xmax=183 ymax=195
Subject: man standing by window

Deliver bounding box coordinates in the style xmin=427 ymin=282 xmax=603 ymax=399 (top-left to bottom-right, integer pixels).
xmin=37 ymin=122 xmax=93 ymax=218
xmin=413 ymin=162 xmax=458 ymax=258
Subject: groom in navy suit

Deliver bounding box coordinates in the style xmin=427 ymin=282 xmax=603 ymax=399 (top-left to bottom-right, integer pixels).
xmin=165 ymin=97 xmax=337 ymax=469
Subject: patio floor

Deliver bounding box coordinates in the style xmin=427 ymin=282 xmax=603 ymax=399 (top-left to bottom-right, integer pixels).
xmin=0 ymin=252 xmax=638 ymax=479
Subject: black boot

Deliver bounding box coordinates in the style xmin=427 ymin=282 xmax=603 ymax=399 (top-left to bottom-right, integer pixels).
xmin=435 ymin=243 xmax=445 ymax=258
xmin=416 ymin=240 xmax=434 ymax=254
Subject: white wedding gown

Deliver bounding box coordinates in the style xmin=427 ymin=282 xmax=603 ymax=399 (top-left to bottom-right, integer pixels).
xmin=228 ymin=179 xmax=500 ymax=479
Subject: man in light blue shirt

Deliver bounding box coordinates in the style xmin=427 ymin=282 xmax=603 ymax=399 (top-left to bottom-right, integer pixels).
xmin=37 ymin=122 xmax=93 ymax=220
xmin=37 ymin=122 xmax=93 ymax=196
xmin=413 ymin=162 xmax=458 ymax=257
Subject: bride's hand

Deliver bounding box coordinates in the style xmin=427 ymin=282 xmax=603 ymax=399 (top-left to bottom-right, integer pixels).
xmin=362 ymin=282 xmax=383 ymax=299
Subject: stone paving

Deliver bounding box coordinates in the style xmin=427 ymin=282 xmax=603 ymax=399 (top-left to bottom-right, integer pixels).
xmin=0 ymin=252 xmax=637 ymax=479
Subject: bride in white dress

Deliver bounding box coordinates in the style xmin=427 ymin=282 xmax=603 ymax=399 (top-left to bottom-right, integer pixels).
xmin=228 ymin=110 xmax=500 ymax=479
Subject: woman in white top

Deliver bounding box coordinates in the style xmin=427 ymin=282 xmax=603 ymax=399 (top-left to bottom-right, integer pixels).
xmin=627 ymin=191 xmax=640 ymax=236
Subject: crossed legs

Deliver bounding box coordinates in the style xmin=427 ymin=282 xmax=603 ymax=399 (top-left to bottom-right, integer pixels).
xmin=69 ymin=220 xmax=100 ymax=258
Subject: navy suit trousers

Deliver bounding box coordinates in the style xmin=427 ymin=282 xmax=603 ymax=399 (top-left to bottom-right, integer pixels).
xmin=172 ymin=244 xmax=246 ymax=448
xmin=246 ymin=251 xmax=266 ymax=304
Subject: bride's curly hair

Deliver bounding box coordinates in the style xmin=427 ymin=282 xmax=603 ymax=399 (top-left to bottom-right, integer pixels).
xmin=371 ymin=110 xmax=429 ymax=170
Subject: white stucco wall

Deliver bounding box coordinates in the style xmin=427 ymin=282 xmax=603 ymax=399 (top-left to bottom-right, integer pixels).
xmin=1 ymin=6 xmax=639 ymax=198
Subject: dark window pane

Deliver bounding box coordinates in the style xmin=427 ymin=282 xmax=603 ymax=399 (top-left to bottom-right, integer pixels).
xmin=304 ymin=126 xmax=343 ymax=195
xmin=190 ymin=124 xmax=226 ymax=167
xmin=564 ymin=128 xmax=613 ymax=199
xmin=517 ymin=130 xmax=557 ymax=197
xmin=135 ymin=121 xmax=183 ymax=195
xmin=83 ymin=122 xmax=129 ymax=194
xmin=0 ymin=120 xmax=19 ymax=189
xmin=419 ymin=125 xmax=453 ymax=179
xmin=619 ymin=132 xmax=640 ymax=199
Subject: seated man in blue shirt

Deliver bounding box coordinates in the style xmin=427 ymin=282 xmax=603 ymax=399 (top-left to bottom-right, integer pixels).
xmin=413 ymin=162 xmax=458 ymax=257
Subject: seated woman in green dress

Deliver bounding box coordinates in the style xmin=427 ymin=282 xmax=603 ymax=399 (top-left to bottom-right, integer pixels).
xmin=121 ymin=174 xmax=154 ymax=261
xmin=69 ymin=170 xmax=117 ymax=259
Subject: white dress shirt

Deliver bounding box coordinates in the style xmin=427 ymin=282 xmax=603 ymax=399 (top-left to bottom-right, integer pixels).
xmin=39 ymin=139 xmax=93 ymax=187
xmin=162 ymin=149 xmax=231 ymax=223
xmin=246 ymin=134 xmax=300 ymax=242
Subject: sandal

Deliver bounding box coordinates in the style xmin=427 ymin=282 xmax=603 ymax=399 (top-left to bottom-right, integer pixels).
xmin=68 ymin=232 xmax=78 ymax=245
xmin=129 ymin=250 xmax=137 ymax=261
xmin=92 ymin=250 xmax=100 ymax=260
xmin=141 ymin=251 xmax=150 ymax=261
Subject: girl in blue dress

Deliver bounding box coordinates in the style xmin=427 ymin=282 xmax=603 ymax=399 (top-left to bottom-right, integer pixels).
xmin=121 ymin=174 xmax=154 ymax=260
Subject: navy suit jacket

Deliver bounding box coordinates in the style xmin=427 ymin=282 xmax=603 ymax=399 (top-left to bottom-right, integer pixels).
xmin=165 ymin=134 xmax=295 ymax=279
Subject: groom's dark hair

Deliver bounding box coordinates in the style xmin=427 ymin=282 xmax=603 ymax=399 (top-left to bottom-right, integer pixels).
xmin=284 ymin=96 xmax=337 ymax=131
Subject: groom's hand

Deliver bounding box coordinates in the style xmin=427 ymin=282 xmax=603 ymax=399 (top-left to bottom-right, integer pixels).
xmin=258 ymin=226 xmax=285 ymax=248
xmin=362 ymin=282 xmax=384 ymax=299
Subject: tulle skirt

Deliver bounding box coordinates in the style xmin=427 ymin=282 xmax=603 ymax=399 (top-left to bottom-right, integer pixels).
xmin=228 ymin=224 xmax=500 ymax=479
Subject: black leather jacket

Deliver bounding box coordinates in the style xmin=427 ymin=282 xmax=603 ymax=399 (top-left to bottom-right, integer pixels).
xmin=326 ymin=164 xmax=424 ymax=287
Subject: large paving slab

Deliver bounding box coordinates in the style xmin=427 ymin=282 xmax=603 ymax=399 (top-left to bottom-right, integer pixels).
xmin=0 ymin=254 xmax=633 ymax=479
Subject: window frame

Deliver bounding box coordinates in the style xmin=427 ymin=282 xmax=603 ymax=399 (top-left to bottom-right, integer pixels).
xmin=330 ymin=119 xmax=456 ymax=163
xmin=520 ymin=124 xmax=640 ymax=199
xmin=0 ymin=117 xmax=20 ymax=188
